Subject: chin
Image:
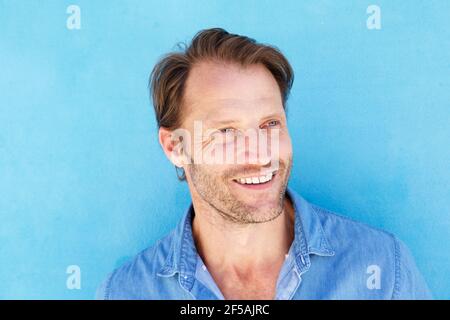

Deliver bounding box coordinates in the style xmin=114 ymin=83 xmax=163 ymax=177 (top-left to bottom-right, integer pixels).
xmin=241 ymin=194 xmax=281 ymax=209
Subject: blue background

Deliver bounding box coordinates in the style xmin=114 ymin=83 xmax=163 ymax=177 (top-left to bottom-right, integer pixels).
xmin=0 ymin=0 xmax=449 ymax=299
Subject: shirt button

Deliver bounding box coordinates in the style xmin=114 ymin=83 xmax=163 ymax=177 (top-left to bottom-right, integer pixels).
xmin=202 ymin=265 xmax=207 ymax=271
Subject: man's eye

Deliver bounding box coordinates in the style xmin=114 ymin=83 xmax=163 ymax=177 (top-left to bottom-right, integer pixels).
xmin=219 ymin=127 xmax=235 ymax=133
xmin=266 ymin=120 xmax=280 ymax=127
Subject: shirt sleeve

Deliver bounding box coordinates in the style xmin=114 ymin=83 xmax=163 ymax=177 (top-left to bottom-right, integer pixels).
xmin=95 ymin=273 xmax=112 ymax=300
xmin=392 ymin=236 xmax=433 ymax=300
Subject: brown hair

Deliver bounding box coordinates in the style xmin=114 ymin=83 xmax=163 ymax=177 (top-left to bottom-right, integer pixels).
xmin=149 ymin=28 xmax=294 ymax=180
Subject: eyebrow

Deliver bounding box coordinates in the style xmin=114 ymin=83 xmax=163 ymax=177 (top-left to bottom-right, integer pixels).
xmin=205 ymin=112 xmax=284 ymax=126
xmin=259 ymin=112 xmax=284 ymax=122
xmin=206 ymin=119 xmax=239 ymax=126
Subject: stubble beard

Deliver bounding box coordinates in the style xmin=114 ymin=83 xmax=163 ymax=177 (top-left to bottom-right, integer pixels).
xmin=188 ymin=156 xmax=292 ymax=224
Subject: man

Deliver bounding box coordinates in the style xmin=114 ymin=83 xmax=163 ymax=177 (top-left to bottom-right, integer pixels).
xmin=97 ymin=28 xmax=431 ymax=299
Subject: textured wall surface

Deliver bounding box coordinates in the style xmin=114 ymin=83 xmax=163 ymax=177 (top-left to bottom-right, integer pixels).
xmin=0 ymin=0 xmax=449 ymax=299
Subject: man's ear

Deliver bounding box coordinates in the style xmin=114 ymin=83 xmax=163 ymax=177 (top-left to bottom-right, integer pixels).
xmin=158 ymin=127 xmax=187 ymax=167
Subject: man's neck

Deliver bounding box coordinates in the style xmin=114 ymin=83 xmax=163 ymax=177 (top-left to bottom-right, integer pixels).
xmin=191 ymin=194 xmax=295 ymax=277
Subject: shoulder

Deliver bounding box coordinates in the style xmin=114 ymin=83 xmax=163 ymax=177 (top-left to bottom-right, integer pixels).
xmin=309 ymin=203 xmax=432 ymax=299
xmin=96 ymin=230 xmax=175 ymax=300
xmin=311 ymin=203 xmax=397 ymax=248
xmin=311 ymin=202 xmax=400 ymax=270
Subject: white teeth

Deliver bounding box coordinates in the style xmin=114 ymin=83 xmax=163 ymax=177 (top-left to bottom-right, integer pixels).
xmin=235 ymin=172 xmax=275 ymax=185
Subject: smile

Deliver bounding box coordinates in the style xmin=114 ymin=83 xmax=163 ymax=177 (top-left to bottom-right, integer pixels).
xmin=233 ymin=170 xmax=277 ymax=185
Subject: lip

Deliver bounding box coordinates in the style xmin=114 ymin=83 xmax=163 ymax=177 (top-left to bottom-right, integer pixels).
xmin=232 ymin=172 xmax=277 ymax=191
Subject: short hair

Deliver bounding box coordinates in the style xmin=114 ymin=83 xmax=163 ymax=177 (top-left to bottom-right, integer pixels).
xmin=149 ymin=28 xmax=294 ymax=181
xmin=149 ymin=27 xmax=294 ymax=130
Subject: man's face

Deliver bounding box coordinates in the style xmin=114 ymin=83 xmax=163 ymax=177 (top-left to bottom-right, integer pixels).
xmin=178 ymin=61 xmax=293 ymax=224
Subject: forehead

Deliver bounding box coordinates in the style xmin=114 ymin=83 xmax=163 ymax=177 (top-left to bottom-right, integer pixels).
xmin=183 ymin=61 xmax=283 ymax=118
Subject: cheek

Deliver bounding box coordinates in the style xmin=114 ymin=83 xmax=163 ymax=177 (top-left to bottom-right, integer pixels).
xmin=195 ymin=164 xmax=229 ymax=181
xmin=273 ymin=132 xmax=292 ymax=162
xmin=281 ymin=138 xmax=293 ymax=158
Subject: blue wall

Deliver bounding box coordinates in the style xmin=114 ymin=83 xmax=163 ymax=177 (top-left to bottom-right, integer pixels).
xmin=0 ymin=0 xmax=449 ymax=299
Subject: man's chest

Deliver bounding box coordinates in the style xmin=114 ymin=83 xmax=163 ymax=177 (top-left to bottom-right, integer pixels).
xmin=216 ymin=273 xmax=279 ymax=300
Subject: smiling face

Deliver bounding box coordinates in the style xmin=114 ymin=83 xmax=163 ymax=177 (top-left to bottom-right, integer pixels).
xmin=176 ymin=61 xmax=293 ymax=223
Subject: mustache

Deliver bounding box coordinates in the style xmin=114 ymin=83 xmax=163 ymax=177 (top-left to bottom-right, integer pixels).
xmin=225 ymin=161 xmax=285 ymax=179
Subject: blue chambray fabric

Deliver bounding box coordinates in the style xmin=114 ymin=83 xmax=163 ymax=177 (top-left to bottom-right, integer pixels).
xmin=96 ymin=187 xmax=432 ymax=300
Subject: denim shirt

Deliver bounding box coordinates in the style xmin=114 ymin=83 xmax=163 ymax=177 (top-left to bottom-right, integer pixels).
xmin=96 ymin=187 xmax=432 ymax=300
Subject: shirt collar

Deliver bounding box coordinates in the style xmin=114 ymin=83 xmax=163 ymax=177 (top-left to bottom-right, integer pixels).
xmin=289 ymin=187 xmax=335 ymax=273
xmin=157 ymin=187 xmax=335 ymax=289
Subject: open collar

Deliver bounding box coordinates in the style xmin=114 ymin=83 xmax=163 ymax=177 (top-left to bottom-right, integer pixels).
xmin=157 ymin=187 xmax=335 ymax=289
